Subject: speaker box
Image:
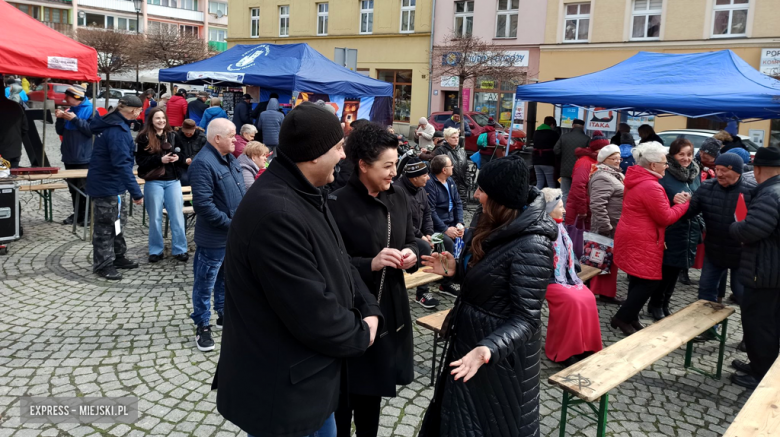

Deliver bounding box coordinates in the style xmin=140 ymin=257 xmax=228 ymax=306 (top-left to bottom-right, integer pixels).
xmin=0 ymin=183 xmax=20 ymax=242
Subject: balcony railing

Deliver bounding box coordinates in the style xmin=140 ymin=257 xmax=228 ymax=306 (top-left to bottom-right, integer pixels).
xmin=208 ymin=40 xmax=227 ymax=52
xmin=147 ymin=4 xmax=203 ymax=21
xmin=77 ymin=0 xmax=136 ymax=13
xmin=42 ymin=21 xmax=72 ymax=34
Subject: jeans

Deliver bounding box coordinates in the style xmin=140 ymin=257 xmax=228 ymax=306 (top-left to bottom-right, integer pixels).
xmin=249 ymin=413 xmax=336 ymax=437
xmin=190 ymin=246 xmax=226 ymax=327
xmin=144 ymin=180 xmax=187 ymax=256
xmin=697 ymin=256 xmax=744 ymax=303
xmin=534 ymin=165 xmax=556 ymax=189
xmin=560 ymin=177 xmax=572 ymax=206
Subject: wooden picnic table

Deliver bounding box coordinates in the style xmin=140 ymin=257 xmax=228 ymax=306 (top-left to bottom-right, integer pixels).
xmin=723 ymin=357 xmax=780 ymax=437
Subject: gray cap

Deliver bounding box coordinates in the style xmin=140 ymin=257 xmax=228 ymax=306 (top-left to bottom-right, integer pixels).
xmin=118 ymin=95 xmax=143 ymax=108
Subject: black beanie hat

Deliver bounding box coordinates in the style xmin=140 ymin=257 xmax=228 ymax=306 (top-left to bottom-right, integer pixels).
xmin=279 ymin=102 xmax=343 ymax=162
xmin=404 ymin=157 xmax=428 ymax=178
xmin=714 ymin=153 xmax=744 ymax=175
xmin=476 ymin=154 xmax=529 ymax=209
xmin=752 ymin=146 xmax=780 ymax=167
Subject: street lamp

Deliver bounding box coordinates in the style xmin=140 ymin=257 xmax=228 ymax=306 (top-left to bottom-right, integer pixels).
xmin=133 ymin=0 xmax=142 ymax=96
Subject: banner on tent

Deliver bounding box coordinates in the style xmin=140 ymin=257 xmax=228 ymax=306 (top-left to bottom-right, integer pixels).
xmin=186 ymin=71 xmax=245 ymax=83
xmin=587 ymin=107 xmax=617 ymax=131
xmin=294 ymin=92 xmax=393 ymax=128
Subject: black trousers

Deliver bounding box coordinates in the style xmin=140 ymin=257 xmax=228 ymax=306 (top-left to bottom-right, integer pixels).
xmin=648 ymin=265 xmax=682 ymax=309
xmin=64 ymin=163 xmax=90 ymax=221
xmin=742 ymin=287 xmax=780 ymax=378
xmin=615 ymin=274 xmax=662 ymax=323
xmin=415 ymin=237 xmax=432 ymax=299
xmin=335 ymin=393 xmax=382 ymax=437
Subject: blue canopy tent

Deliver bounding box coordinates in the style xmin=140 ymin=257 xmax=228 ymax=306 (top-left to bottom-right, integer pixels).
xmin=515 ymin=50 xmax=780 ymax=121
xmin=159 ymin=43 xmax=393 ymax=125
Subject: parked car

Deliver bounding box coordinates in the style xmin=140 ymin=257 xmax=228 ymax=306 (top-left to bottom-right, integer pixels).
xmin=27 ymin=83 xmax=70 ymax=107
xmin=658 ymin=129 xmax=760 ymax=161
xmin=96 ymin=88 xmax=139 ymax=110
xmin=429 ymin=111 xmax=525 ymax=154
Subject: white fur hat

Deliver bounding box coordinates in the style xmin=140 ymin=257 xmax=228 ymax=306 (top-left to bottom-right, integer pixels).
xmin=597 ymin=144 xmax=621 ymax=163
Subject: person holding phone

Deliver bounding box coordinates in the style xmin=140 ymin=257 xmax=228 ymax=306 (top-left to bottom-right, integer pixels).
xmin=136 ymin=107 xmax=189 ymax=263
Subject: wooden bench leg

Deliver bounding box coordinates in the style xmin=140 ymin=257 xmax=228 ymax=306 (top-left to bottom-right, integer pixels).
xmin=596 ymin=394 xmax=609 ymax=437
xmin=44 ymin=190 xmax=53 ymax=222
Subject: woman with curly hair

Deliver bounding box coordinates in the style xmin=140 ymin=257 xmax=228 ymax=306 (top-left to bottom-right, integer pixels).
xmin=329 ymin=122 xmax=419 ymax=437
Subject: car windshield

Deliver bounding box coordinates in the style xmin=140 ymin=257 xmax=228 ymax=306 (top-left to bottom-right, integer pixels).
xmin=472 ymin=113 xmax=498 ymax=127
xmin=53 ymin=85 xmax=69 ymax=93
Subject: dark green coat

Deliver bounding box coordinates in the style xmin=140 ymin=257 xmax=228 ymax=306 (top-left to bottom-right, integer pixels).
xmin=660 ymin=161 xmax=703 ymax=269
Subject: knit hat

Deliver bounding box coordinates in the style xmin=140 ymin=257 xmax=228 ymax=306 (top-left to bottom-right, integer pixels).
xmin=542 ymin=188 xmax=563 ymax=213
xmin=726 ymin=148 xmax=750 ymax=165
xmin=476 ymin=154 xmax=529 ymax=210
xmin=752 ymin=146 xmax=780 ymax=167
xmin=700 ymin=138 xmax=722 ymax=158
xmin=279 ymin=102 xmax=344 ymax=162
xmin=404 ymin=157 xmax=428 ymax=178
xmin=714 ymin=153 xmax=745 ymax=175
xmin=418 ymin=117 xmax=428 ymax=125
xmin=597 ymin=144 xmax=621 ymax=163
xmin=572 ymin=119 xmax=585 ymax=126
xmin=118 ymin=95 xmax=143 ymax=108
xmin=589 ymin=130 xmax=610 ymax=151
xmin=452 ymin=107 xmax=461 ymax=115
xmin=487 ymin=117 xmax=497 ymax=126
xmin=65 ymin=85 xmax=86 ymax=100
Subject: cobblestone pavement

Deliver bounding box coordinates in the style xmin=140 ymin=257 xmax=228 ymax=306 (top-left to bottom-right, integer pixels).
xmin=0 ymin=128 xmax=753 ymax=436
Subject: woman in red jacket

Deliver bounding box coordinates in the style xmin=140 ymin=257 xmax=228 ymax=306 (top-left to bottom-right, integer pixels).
xmin=565 ymin=131 xmax=610 ymax=228
xmin=611 ymin=141 xmax=690 ymax=335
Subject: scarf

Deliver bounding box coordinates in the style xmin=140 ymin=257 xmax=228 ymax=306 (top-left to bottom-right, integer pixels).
xmin=591 ymin=163 xmax=624 ymax=183
xmin=666 ymin=155 xmax=700 ymax=183
xmin=552 ymin=222 xmax=583 ymax=286
xmin=65 ymin=99 xmax=93 ymax=131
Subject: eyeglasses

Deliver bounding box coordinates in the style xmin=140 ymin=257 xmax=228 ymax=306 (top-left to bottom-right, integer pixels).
xmin=653 ymin=161 xmax=669 ymax=167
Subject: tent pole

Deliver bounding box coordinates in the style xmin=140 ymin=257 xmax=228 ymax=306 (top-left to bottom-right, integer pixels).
xmin=41 ymin=79 xmax=48 ymax=168
xmin=427 ymin=0 xmax=436 ymax=118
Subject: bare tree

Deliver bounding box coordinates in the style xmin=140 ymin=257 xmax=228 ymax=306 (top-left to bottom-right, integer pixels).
xmin=139 ymin=25 xmax=213 ymax=70
xmin=76 ymin=28 xmax=142 ymax=108
xmin=432 ymin=34 xmax=526 ymax=137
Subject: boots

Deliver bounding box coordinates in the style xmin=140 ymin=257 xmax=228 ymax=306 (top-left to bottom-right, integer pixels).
xmin=610 ymin=317 xmax=637 ymax=336
xmin=648 ymin=304 xmax=665 ymax=321
xmin=678 ymin=269 xmax=692 ymax=285
xmin=662 ymin=290 xmax=674 ymax=317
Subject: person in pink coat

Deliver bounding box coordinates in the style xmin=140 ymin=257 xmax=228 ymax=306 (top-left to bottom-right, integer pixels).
xmin=611 ymin=141 xmax=690 ymax=336
xmin=565 ymin=131 xmax=610 ymax=228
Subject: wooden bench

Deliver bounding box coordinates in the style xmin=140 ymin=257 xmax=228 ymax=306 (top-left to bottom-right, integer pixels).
xmin=414 ymin=266 xmax=603 ymax=386
xmin=723 ymin=357 xmax=780 ymax=436
xmin=20 ymin=182 xmax=69 ymax=222
xmin=551 ymin=300 xmax=735 ymax=437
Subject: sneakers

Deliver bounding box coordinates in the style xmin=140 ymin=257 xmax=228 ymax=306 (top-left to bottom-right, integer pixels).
xmin=416 ymin=293 xmax=440 ymax=309
xmin=148 ymin=253 xmax=164 ymax=263
xmin=96 ymin=266 xmax=122 ymax=280
xmin=438 ymin=283 xmax=460 ymax=298
xmin=113 ymin=256 xmax=139 ymax=269
xmin=732 ymin=359 xmax=754 ymax=375
xmin=215 ymin=313 xmax=224 ymax=330
xmin=174 ymin=253 xmax=189 ymax=262
xmin=195 ymin=325 xmax=215 ymax=352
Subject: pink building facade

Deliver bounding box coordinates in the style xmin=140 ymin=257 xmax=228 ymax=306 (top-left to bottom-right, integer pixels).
xmin=430 ymin=0 xmax=547 ymax=128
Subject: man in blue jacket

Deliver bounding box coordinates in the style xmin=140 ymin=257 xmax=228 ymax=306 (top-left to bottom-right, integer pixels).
xmin=258 ymin=97 xmax=285 ymax=160
xmin=199 ymin=97 xmax=229 ymax=133
xmin=87 ymin=95 xmax=145 ymax=280
xmin=442 ymin=107 xmax=471 ymax=137
xmin=55 ymin=85 xmax=93 ymax=226
xmin=425 ymin=154 xmax=464 ymax=297
xmin=188 ymin=118 xmax=246 ymax=352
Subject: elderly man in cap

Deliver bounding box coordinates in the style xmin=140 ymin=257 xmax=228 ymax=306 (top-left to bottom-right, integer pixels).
xmin=213 ymin=102 xmax=382 ymax=437
xmin=55 ymin=85 xmax=93 ymax=226
xmin=188 ymin=91 xmax=210 ymax=126
xmin=232 ymin=93 xmax=254 ymax=131
xmin=729 ymin=146 xmax=780 ymax=389
xmin=175 ymin=119 xmax=207 ymax=186
xmin=554 ymin=118 xmax=590 ymax=204
xmin=394 ymin=157 xmax=440 ymax=309
xmin=87 ymin=95 xmax=145 ymax=280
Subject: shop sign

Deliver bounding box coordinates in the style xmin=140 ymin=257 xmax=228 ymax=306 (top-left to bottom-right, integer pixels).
xmin=587 ymin=107 xmax=617 ymax=131
xmin=440 ymin=76 xmax=459 ymax=87
xmin=479 ymin=80 xmax=496 ymax=89
xmin=442 ymin=51 xmax=529 ymax=67
xmin=760 ymin=48 xmax=780 ymax=76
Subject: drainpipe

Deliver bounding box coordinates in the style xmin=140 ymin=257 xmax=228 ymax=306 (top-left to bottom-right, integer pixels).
xmin=426 ymin=0 xmax=437 ymax=118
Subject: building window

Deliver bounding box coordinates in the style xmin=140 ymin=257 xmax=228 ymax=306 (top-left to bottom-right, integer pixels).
xmin=400 ymin=0 xmax=415 ymax=33
xmin=209 ymin=28 xmax=227 ymax=41
xmin=474 ymin=77 xmax=522 ymax=126
xmin=250 ymin=8 xmax=259 ymax=38
xmin=181 ymin=24 xmax=199 ymax=37
xmin=44 ymin=7 xmax=70 ymax=24
xmin=360 ymin=0 xmax=373 ymax=34
xmin=495 ymin=0 xmax=518 ymax=38
xmin=631 ymin=0 xmax=661 ymax=39
xmin=454 ymin=1 xmax=474 ymax=38
xmin=563 ymin=2 xmax=590 ymax=42
xmin=209 ymin=1 xmax=228 ymax=16
xmin=378 ymin=70 xmax=412 ymax=123
xmin=712 ymin=0 xmax=748 ymax=37
xmin=80 ymin=13 xmax=136 ymax=30
xmin=279 ymin=5 xmax=289 ymax=37
xmin=149 ymin=0 xmax=197 ymax=11
xmin=317 ymin=3 xmax=328 ymax=36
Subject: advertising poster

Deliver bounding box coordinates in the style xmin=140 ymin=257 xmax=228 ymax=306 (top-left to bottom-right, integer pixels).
xmin=749 ymin=129 xmax=765 ymax=146
xmin=512 ymin=99 xmax=525 ymax=130
xmin=560 ymin=106 xmax=582 ymax=129
xmin=462 ymin=88 xmax=471 ymax=111
xmin=587 ymin=107 xmax=617 ymax=131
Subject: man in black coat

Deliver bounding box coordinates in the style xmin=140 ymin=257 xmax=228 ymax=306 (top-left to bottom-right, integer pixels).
xmin=394 ymin=157 xmax=439 ymax=309
xmin=174 ymin=119 xmax=207 ymax=187
xmin=729 ymin=146 xmax=780 ymax=389
xmin=531 ymin=116 xmax=560 ymax=189
xmin=0 ymin=84 xmax=28 ymax=168
xmin=213 ymin=102 xmax=382 ymax=437
xmin=232 ymin=93 xmax=254 ymax=131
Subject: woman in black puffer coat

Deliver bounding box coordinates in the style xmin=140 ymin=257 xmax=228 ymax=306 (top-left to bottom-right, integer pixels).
xmin=418 ymin=154 xmax=556 ymax=437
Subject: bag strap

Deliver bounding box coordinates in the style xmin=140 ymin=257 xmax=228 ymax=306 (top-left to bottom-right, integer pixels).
xmin=376 ymin=211 xmax=392 ymax=304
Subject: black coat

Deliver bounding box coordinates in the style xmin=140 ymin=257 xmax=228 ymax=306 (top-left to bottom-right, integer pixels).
xmin=232 ymin=100 xmax=253 ymax=130
xmin=730 ymin=175 xmax=780 ymax=289
xmin=135 ymin=131 xmax=187 ymax=181
xmin=394 ymin=175 xmax=434 ymax=238
xmin=213 ymin=151 xmax=383 ymax=437
xmin=174 ymin=129 xmax=207 ymax=160
xmin=659 ymin=163 xmax=703 ymax=269
xmin=419 ymin=189 xmax=556 ymax=437
xmin=531 ymin=127 xmax=559 ymax=166
xmin=0 ymin=97 xmax=27 ymax=161
xmin=686 ymin=174 xmax=756 ymax=269
xmin=329 ymin=174 xmax=419 ymax=397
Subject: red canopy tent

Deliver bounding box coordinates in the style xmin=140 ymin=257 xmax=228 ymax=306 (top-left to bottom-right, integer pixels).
xmin=0 ymin=0 xmax=99 ymax=81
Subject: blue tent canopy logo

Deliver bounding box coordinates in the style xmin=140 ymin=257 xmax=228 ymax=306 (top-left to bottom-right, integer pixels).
xmin=228 ymin=45 xmax=270 ymax=71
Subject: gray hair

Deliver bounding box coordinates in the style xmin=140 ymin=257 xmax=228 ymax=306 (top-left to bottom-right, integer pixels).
xmin=633 ymin=141 xmax=668 ymax=167
xmin=430 ymin=155 xmax=451 ymax=175
xmin=240 ymin=124 xmax=257 ymax=135
xmin=443 ymin=127 xmax=459 ymax=139
xmin=207 ymin=118 xmax=235 ymax=144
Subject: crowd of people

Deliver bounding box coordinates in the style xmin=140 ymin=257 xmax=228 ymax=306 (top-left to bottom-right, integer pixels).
xmin=3 ymin=72 xmax=780 ymax=435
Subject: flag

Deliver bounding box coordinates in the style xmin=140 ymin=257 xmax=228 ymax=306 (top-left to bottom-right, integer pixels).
xmin=735 ymin=193 xmax=748 ymax=222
